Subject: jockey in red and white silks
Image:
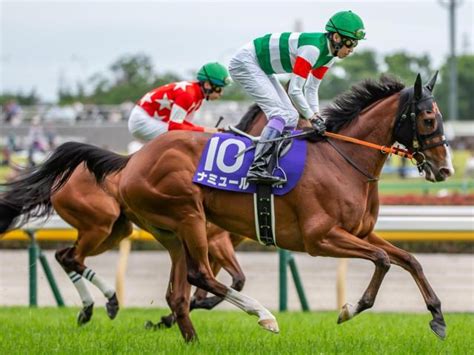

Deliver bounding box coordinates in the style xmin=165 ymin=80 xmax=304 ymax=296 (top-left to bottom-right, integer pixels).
xmin=128 ymin=62 xmax=231 ymax=142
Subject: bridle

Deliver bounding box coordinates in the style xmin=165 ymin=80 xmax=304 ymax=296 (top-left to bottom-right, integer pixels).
xmin=394 ymin=88 xmax=448 ymax=173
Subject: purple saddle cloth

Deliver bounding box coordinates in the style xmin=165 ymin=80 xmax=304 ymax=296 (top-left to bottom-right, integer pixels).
xmin=192 ymin=132 xmax=306 ymax=195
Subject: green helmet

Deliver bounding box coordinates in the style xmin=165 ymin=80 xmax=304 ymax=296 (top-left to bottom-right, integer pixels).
xmin=325 ymin=10 xmax=366 ymax=40
xmin=197 ymin=62 xmax=232 ymax=87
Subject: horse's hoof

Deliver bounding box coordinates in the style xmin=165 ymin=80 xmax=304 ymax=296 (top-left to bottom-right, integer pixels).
xmin=155 ymin=319 xmax=173 ymax=329
xmin=337 ymin=303 xmax=355 ymax=324
xmin=184 ymin=333 xmax=199 ymax=343
xmin=430 ymin=319 xmax=447 ymax=340
xmin=144 ymin=320 xmax=154 ymax=330
xmin=77 ymin=303 xmax=94 ymax=326
xmin=106 ymin=293 xmax=119 ymax=320
xmin=159 ymin=315 xmax=175 ymax=329
xmin=258 ymin=318 xmax=280 ymax=333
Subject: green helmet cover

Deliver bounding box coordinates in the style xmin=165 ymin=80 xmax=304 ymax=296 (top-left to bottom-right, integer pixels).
xmin=325 ymin=10 xmax=366 ymax=40
xmin=197 ymin=62 xmax=232 ymax=87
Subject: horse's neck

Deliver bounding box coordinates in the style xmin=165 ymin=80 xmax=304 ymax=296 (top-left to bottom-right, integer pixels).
xmin=337 ymin=94 xmax=400 ymax=178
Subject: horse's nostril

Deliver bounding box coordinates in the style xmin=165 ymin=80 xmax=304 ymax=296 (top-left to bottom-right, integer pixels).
xmin=439 ymin=168 xmax=452 ymax=178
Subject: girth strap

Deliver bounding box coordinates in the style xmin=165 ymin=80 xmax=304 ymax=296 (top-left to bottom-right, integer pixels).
xmin=253 ymin=184 xmax=276 ymax=246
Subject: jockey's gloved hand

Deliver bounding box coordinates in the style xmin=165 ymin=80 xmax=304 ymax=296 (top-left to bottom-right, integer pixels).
xmin=204 ymin=127 xmax=219 ymax=134
xmin=309 ymin=113 xmax=326 ymax=135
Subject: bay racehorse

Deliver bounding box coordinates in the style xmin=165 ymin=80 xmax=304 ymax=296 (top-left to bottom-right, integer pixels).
xmin=1 ymin=74 xmax=454 ymax=342
xmin=115 ymin=73 xmax=453 ymax=340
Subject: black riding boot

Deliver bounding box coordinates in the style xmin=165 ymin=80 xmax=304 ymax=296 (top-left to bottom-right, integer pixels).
xmin=246 ymin=126 xmax=285 ymax=185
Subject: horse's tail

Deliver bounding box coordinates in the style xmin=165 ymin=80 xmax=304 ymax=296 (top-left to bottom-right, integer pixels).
xmin=0 ymin=142 xmax=130 ymax=233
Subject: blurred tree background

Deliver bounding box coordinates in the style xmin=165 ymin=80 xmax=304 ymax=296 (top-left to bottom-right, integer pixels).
xmin=1 ymin=51 xmax=472 ymax=120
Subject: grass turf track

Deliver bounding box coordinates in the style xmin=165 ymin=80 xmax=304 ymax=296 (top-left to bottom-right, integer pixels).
xmin=0 ymin=308 xmax=472 ymax=354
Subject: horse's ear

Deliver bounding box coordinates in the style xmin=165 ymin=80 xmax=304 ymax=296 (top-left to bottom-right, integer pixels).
xmin=414 ymin=73 xmax=422 ymax=100
xmin=425 ymin=71 xmax=439 ymax=92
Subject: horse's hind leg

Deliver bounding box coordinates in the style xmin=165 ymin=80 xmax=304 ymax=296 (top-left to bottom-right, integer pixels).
xmin=55 ymin=226 xmax=121 ymax=325
xmin=55 ymin=247 xmax=94 ymax=325
xmin=310 ymin=226 xmax=391 ymax=323
xmin=211 ymin=232 xmax=246 ymax=292
xmin=84 ymin=215 xmax=133 ymax=319
xmin=367 ymin=232 xmax=446 ymax=339
xmin=180 ymin=217 xmax=279 ymax=333
xmin=74 ymin=228 xmax=123 ymax=320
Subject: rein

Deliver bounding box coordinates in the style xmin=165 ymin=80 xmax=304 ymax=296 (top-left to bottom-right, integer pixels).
xmin=264 ymin=129 xmax=416 ymax=182
xmin=243 ymin=128 xmax=413 ymax=160
xmin=324 ymin=132 xmax=413 ymax=159
xmin=324 ymin=138 xmax=378 ymax=182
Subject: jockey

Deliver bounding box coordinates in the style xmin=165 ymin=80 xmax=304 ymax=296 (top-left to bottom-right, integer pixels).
xmin=128 ymin=62 xmax=231 ymax=142
xmin=229 ymin=10 xmax=366 ymax=184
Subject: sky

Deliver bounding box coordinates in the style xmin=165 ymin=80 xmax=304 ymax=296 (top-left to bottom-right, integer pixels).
xmin=1 ymin=0 xmax=473 ymax=101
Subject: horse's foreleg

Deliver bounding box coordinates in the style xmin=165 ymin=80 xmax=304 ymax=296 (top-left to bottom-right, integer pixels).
xmin=191 ymin=231 xmax=246 ymax=311
xmin=189 ymin=257 xmax=221 ymax=311
xmin=367 ymin=232 xmax=446 ymax=339
xmin=152 ymin=234 xmax=196 ymax=341
xmin=181 ymin=218 xmax=279 ymax=333
xmin=312 ymin=226 xmax=391 ymax=323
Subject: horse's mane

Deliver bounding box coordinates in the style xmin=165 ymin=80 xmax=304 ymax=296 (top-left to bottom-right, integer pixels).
xmin=234 ymin=103 xmax=262 ymax=132
xmin=323 ymin=75 xmax=405 ymax=132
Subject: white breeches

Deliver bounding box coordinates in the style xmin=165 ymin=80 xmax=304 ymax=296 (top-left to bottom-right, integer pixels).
xmin=128 ymin=106 xmax=168 ymax=142
xmin=229 ymin=44 xmax=299 ymax=128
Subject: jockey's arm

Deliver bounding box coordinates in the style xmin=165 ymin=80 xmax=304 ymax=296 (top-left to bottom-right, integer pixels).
xmin=304 ymin=64 xmax=331 ymax=115
xmin=170 ymin=119 xmax=205 ymax=131
xmin=167 ymin=95 xmax=205 ymax=132
xmin=288 ymin=46 xmax=320 ymax=119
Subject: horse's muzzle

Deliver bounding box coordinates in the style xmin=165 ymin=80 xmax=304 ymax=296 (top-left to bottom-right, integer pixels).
xmin=436 ymin=167 xmax=454 ymax=181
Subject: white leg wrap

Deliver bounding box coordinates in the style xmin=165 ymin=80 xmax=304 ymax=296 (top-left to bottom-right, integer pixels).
xmin=224 ymin=287 xmax=275 ymax=321
xmin=83 ymin=267 xmax=115 ymax=299
xmin=68 ymin=271 xmax=94 ymax=307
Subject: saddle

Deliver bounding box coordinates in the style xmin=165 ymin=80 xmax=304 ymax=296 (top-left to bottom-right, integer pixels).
xmin=193 ymin=129 xmax=308 ymax=247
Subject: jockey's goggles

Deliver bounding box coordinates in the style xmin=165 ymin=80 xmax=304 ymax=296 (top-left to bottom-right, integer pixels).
xmin=211 ymin=84 xmax=224 ymax=93
xmin=341 ymin=37 xmax=358 ymax=48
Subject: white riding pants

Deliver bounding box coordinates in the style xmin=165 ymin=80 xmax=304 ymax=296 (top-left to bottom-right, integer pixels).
xmin=128 ymin=106 xmax=168 ymax=142
xmin=228 ymin=44 xmax=299 ymax=128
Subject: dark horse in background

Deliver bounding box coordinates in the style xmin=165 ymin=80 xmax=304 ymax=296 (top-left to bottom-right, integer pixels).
xmin=0 ymin=73 xmax=453 ymax=342
xmin=53 ymin=165 xmax=245 ymax=328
